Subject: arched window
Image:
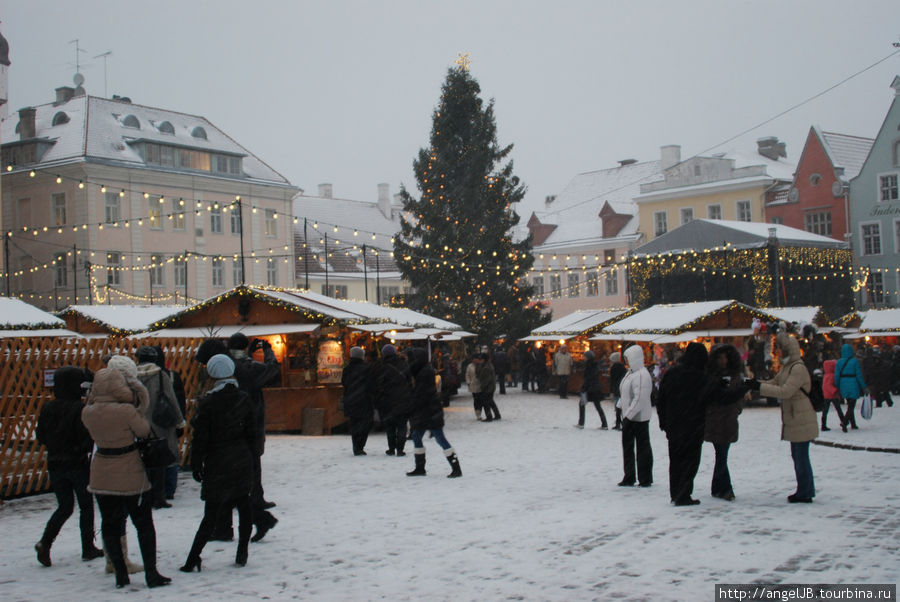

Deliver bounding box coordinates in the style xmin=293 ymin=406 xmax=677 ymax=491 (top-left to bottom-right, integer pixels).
xmin=52 ymin=112 xmax=70 ymax=126
xmin=158 ymin=121 xmax=175 ymax=135
xmin=122 ymin=114 xmax=140 ymax=129
xmin=191 ymin=126 xmax=207 ymax=140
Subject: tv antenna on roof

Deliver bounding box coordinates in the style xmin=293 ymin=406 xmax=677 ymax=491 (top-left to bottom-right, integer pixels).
xmin=94 ymin=51 xmax=112 ymax=97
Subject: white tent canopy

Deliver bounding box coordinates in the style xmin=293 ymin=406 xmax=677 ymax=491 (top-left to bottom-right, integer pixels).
xmin=530 ymin=308 xmax=632 ymax=336
xmin=0 ymin=298 xmax=66 ymax=329
xmin=60 ymin=304 xmax=187 ymax=333
xmin=144 ymin=323 xmax=321 ymax=339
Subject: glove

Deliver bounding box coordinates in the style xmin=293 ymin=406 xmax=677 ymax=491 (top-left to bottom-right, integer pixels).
xmin=744 ymin=378 xmax=761 ymax=391
xmin=175 ymin=427 xmax=185 ymax=438
xmin=192 ymin=468 xmax=204 ymax=483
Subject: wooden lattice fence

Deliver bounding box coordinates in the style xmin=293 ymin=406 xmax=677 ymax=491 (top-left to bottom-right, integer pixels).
xmin=0 ymin=336 xmax=206 ymax=500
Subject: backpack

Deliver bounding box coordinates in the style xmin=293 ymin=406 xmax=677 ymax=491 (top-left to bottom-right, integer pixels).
xmin=792 ymin=364 xmax=826 ymax=412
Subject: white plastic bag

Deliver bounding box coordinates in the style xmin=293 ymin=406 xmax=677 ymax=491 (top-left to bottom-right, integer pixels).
xmin=860 ymin=394 xmax=874 ymax=420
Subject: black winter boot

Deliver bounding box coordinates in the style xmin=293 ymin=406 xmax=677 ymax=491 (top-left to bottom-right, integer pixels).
xmin=445 ymin=450 xmax=462 ymax=478
xmin=406 ymin=450 xmax=426 ymax=476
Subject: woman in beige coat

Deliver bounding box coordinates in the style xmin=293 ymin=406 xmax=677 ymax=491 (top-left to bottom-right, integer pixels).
xmin=81 ymin=361 xmax=171 ymax=589
xmin=748 ymin=332 xmax=818 ymax=503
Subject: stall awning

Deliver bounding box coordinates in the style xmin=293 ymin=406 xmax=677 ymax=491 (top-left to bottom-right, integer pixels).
xmin=843 ymin=331 xmax=897 ymax=339
xmin=0 ymin=328 xmax=83 ymax=339
xmin=144 ymin=324 xmax=321 ymax=338
xmin=519 ymin=334 xmax=577 ymax=342
xmin=589 ymin=329 xmax=753 ymax=343
xmin=347 ymin=323 xmax=413 ymax=334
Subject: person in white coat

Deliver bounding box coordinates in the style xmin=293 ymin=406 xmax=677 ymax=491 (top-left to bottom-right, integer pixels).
xmin=616 ymin=345 xmax=654 ymax=487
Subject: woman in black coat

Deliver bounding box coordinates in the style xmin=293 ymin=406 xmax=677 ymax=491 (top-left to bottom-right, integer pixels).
xmin=371 ymin=344 xmax=412 ymax=456
xmin=405 ymin=347 xmax=462 ymax=478
xmin=341 ymin=346 xmax=374 ymax=456
xmin=576 ymin=351 xmax=608 ymax=429
xmin=656 ymin=343 xmax=709 ymax=506
xmin=701 ymin=344 xmax=749 ymax=501
xmin=180 ymin=354 xmax=256 ymax=572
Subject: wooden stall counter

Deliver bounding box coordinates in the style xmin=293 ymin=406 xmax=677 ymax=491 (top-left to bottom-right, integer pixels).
xmin=265 ymin=385 xmax=346 ymax=435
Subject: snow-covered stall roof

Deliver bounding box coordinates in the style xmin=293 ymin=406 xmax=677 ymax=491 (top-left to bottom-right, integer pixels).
xmin=601 ymin=300 xmax=772 ymax=335
xmin=763 ymin=306 xmax=827 ymax=327
xmin=0 ymin=298 xmax=66 ymax=330
xmin=856 ymin=308 xmax=900 ymax=334
xmin=633 ymin=219 xmax=849 ymax=257
xmin=530 ymin=308 xmax=634 ymax=337
xmin=59 ymin=305 xmax=187 ymax=334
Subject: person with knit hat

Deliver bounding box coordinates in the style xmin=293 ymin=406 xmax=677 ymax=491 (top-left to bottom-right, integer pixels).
xmin=34 ymin=366 xmax=104 ymax=567
xmin=180 ymin=354 xmax=255 ymax=572
xmin=371 ymin=343 xmax=413 ymax=456
xmin=341 ymin=346 xmax=375 ymax=456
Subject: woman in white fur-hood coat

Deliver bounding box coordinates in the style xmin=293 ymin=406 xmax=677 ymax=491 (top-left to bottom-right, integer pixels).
xmin=616 ymin=345 xmax=654 ymax=487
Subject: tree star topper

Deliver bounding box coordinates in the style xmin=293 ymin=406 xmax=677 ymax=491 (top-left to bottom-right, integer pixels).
xmin=455 ymin=52 xmax=472 ymax=72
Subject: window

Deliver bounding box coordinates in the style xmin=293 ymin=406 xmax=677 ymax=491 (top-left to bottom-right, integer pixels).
xmin=54 ymin=253 xmax=67 ymax=287
xmin=770 ymin=216 xmax=784 ymax=225
xmin=867 ymin=272 xmax=885 ymax=306
xmin=707 ymin=204 xmax=722 ymax=220
xmin=322 ymin=284 xmax=348 ymax=299
xmin=266 ymin=258 xmax=278 ymax=286
xmin=211 ymin=258 xmax=225 ymax=287
xmin=532 ymin=276 xmax=544 ymax=297
xmin=105 ymin=192 xmax=120 ymax=224
xmin=804 ymin=211 xmax=832 ymax=237
xmin=880 ymin=174 xmax=899 ymax=202
xmin=809 ymin=173 xmax=822 ymax=186
xmin=603 ymin=270 xmax=618 ymax=296
xmin=654 ymin=211 xmax=668 ymax=236
xmin=191 ymin=126 xmax=207 ymax=140
xmin=52 ymin=112 xmax=70 ymax=126
xmin=378 ymin=286 xmax=400 ymax=303
xmin=232 ymin=259 xmax=244 ymax=286
xmin=265 ymin=209 xmax=277 ymax=237
xmin=567 ymin=273 xmax=579 ymax=297
xmin=680 ymin=207 xmax=693 ymax=225
xmin=861 ymin=223 xmax=882 ymax=256
xmin=736 ymin=200 xmax=752 ymax=222
xmin=895 ymin=219 xmax=900 ymax=254
xmin=150 ymin=254 xmax=164 ymax=287
xmin=693 ymin=165 xmax=701 ymax=177
xmin=52 ymin=193 xmax=66 ymax=226
xmin=158 ymin=121 xmax=174 ymax=135
xmin=122 ymin=115 xmax=140 ymax=129
xmin=549 ymin=274 xmax=562 ymax=298
xmin=586 ymin=272 xmax=599 ymax=297
xmin=148 ymin=201 xmax=162 ymax=229
xmin=174 ymin=258 xmax=186 ymax=287
xmin=210 ymin=205 xmax=223 ymax=234
xmin=230 ymin=206 xmax=242 ymax=235
xmin=172 ymin=199 xmax=185 ymax=230
xmin=107 ymin=252 xmax=121 ymax=285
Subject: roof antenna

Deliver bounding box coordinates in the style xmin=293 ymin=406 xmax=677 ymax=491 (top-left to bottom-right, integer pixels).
xmin=69 ymin=39 xmax=86 ymax=95
xmin=93 ymin=50 xmax=112 ymax=98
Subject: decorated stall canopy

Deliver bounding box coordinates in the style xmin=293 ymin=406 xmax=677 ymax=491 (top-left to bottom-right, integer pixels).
xmin=0 ymin=297 xmax=79 ymax=338
xmin=58 ymin=304 xmax=187 ymax=336
xmin=525 ymin=308 xmax=634 ymax=341
xmin=628 ymin=219 xmax=853 ymax=319
xmin=843 ymin=308 xmax=900 ymax=341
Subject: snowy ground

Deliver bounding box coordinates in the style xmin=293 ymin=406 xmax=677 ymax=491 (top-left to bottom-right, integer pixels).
xmin=2 ymin=388 xmax=898 ymax=601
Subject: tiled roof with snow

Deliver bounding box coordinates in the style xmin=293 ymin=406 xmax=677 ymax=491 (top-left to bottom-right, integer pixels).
xmin=819 ymin=130 xmax=874 ymax=181
xmin=0 ymin=297 xmax=66 ymax=329
xmin=1 ymin=96 xmax=294 ymax=185
xmin=60 ymin=305 xmax=187 ymax=333
xmin=527 ymin=160 xmax=662 ymax=249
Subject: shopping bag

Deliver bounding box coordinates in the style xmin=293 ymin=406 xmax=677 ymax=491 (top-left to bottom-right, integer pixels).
xmin=859 ymin=394 xmax=874 ymax=420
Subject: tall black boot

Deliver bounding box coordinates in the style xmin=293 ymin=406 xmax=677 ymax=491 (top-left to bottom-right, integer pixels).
xmin=102 ymin=530 xmax=130 ymax=588
xmin=179 ymin=525 xmax=209 ymax=572
xmin=134 ymin=507 xmax=170 ymax=588
xmin=445 ymin=449 xmax=462 ymax=478
xmin=406 ymin=450 xmax=426 ymax=476
xmin=235 ymin=498 xmax=252 ymax=566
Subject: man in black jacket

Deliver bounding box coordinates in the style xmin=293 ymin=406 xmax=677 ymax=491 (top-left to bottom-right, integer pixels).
xmin=35 ymin=366 xmax=105 ymax=566
xmin=342 ymin=346 xmax=374 ymax=455
xmin=371 ymin=344 xmax=412 ymax=456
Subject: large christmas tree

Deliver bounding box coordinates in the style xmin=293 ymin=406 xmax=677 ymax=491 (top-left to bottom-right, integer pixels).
xmin=394 ymin=57 xmax=544 ymax=342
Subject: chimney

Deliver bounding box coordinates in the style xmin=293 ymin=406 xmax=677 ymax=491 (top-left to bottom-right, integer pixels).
xmin=18 ymin=107 xmax=36 ymax=140
xmin=318 ymin=183 xmax=333 ymax=199
xmin=544 ymin=195 xmax=557 ymax=207
xmin=660 ymin=145 xmax=681 ymax=170
xmin=377 ymin=183 xmax=392 ymax=219
xmin=757 ymin=136 xmax=786 ymax=161
xmin=54 ymin=87 xmax=76 ymax=105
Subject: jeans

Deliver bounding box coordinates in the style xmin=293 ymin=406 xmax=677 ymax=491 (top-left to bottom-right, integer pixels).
xmin=790 ymin=441 xmax=815 ymax=499
xmin=711 ymin=442 xmax=733 ymax=497
xmin=96 ymin=491 xmax=158 ymax=576
xmin=164 ymin=466 xmax=178 ymax=499
xmin=820 ymin=398 xmax=845 ymax=428
xmin=41 ymin=468 xmax=96 ymax=553
xmin=410 ymin=428 xmax=452 ymax=451
xmin=558 ymin=375 xmax=570 ymax=398
xmin=621 ymin=419 xmax=653 ymax=485
xmin=578 ymin=396 xmax=608 ymax=427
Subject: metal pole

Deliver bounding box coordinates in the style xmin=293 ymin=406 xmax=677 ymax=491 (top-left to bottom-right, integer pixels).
xmin=4 ymin=232 xmax=10 ymax=297
xmin=362 ymin=244 xmax=368 ymax=301
xmin=324 ymin=233 xmax=329 ymax=296
xmin=184 ymin=251 xmax=188 ymax=303
xmin=304 ymin=218 xmax=309 ymax=290
xmin=376 ymin=251 xmax=381 ymax=304
xmin=73 ymin=244 xmax=78 ymax=304
xmin=238 ymin=199 xmax=246 ymax=285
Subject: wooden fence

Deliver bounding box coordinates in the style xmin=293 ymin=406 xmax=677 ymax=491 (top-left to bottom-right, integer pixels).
xmin=0 ymin=336 xmax=206 ymax=500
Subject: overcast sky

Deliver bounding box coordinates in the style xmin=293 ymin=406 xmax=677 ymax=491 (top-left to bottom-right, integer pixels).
xmin=3 ymin=1 xmax=900 ymax=215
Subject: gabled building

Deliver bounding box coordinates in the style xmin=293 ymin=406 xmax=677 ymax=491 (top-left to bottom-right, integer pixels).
xmin=1 ymin=79 xmax=299 ymax=309
xmin=520 ymin=158 xmax=661 ymax=317
xmin=292 ymin=183 xmax=405 ymax=304
xmin=848 ymin=76 xmax=900 ymax=309
xmin=769 ymin=126 xmax=873 ymax=241
xmin=635 ymin=139 xmax=796 ymax=242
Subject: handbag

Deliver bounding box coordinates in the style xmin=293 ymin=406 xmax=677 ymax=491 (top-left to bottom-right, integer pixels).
xmin=151 ymin=372 xmax=179 ymax=428
xmin=860 ymin=394 xmax=874 ymax=420
xmin=137 ymin=429 xmax=176 ymax=470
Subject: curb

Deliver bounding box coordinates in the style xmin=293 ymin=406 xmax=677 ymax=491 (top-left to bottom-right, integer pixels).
xmin=812 ymin=439 xmax=900 ymax=454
